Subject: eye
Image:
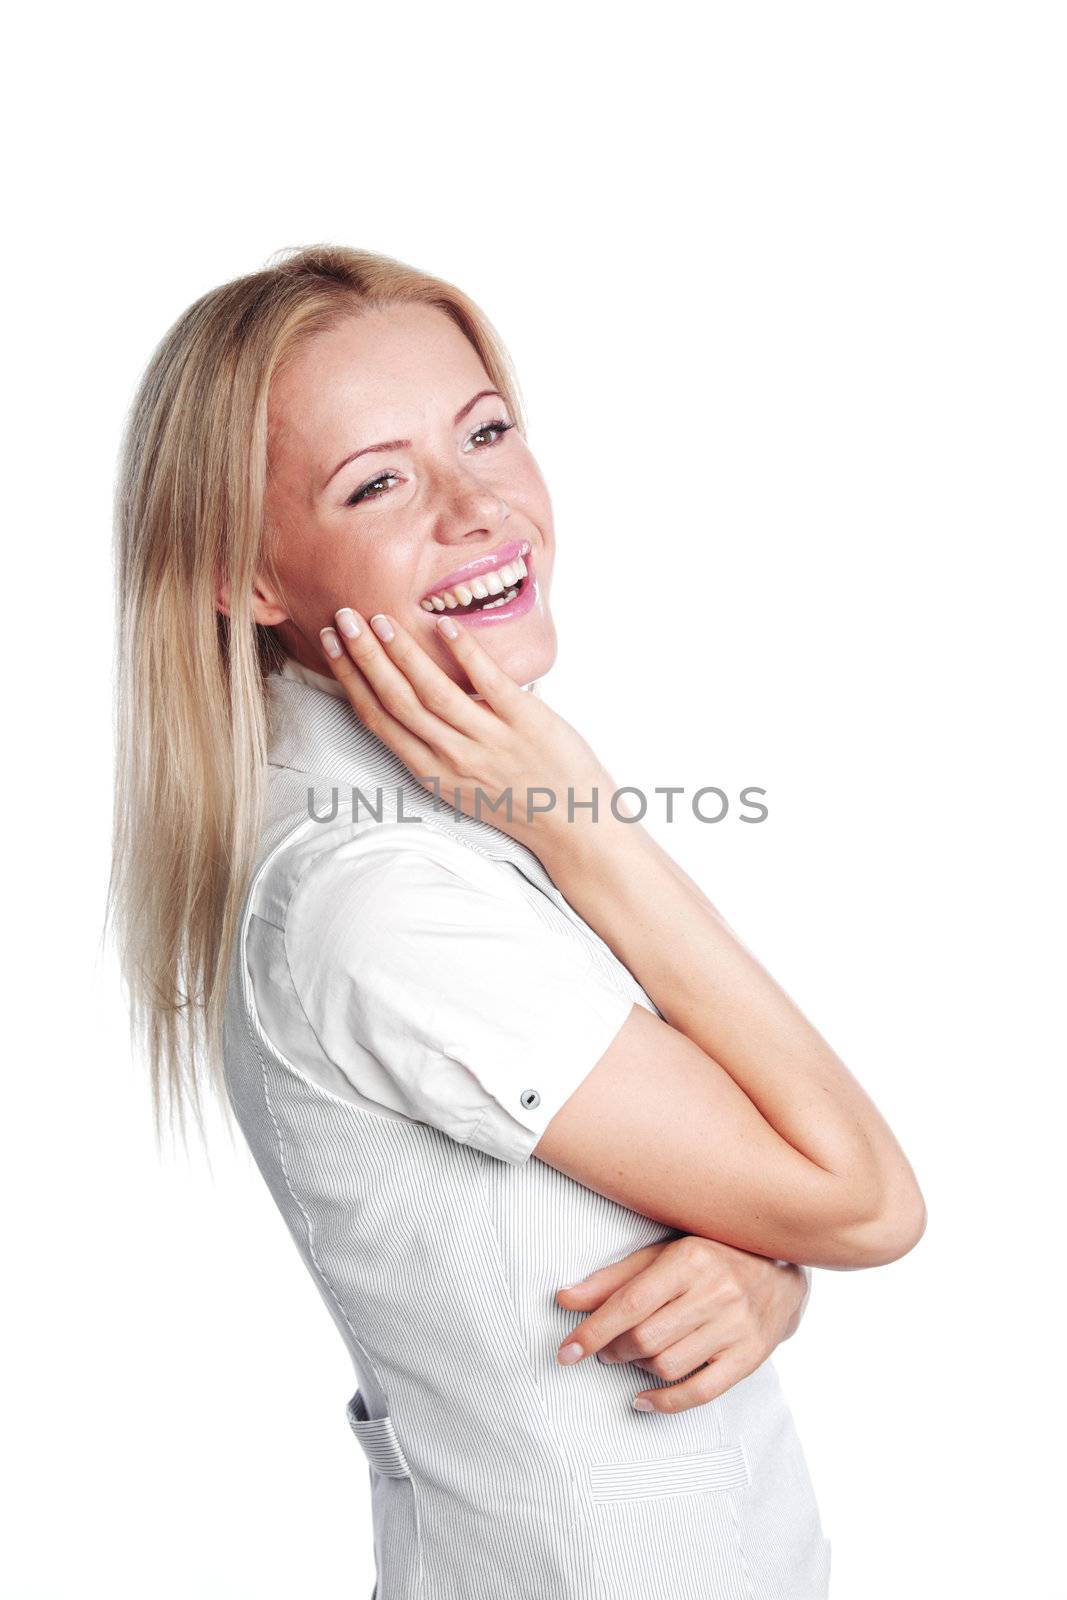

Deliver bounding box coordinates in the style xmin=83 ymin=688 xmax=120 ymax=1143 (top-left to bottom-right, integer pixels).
xmin=464 ymin=417 xmax=515 ymax=451
xmin=342 ymin=418 xmax=514 ymax=508
xmin=345 ymin=471 xmax=401 ymax=508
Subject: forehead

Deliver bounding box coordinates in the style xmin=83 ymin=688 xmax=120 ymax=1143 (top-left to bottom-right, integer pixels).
xmin=269 ymin=301 xmax=491 ymax=469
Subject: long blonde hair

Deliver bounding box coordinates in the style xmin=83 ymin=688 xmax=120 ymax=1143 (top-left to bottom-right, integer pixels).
xmin=108 ymin=244 xmax=527 ymax=1152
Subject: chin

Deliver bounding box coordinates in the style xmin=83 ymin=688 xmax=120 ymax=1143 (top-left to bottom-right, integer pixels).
xmin=495 ymin=621 xmax=557 ymax=687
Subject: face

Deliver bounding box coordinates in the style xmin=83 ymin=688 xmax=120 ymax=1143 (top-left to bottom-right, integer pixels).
xmin=244 ymin=301 xmax=557 ymax=692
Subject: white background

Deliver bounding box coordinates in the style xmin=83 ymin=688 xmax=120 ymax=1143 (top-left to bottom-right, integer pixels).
xmin=5 ymin=3 xmax=1064 ymax=1596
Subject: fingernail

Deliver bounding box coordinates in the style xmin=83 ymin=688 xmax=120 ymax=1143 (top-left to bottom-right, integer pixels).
xmin=336 ymin=608 xmax=361 ymax=639
xmin=633 ymin=1397 xmax=655 ymax=1411
xmin=557 ymin=1342 xmax=584 ymax=1365
xmin=320 ymin=627 xmax=342 ymax=659
xmin=369 ymin=614 xmax=394 ymax=642
xmin=437 ymin=617 xmax=458 ymax=640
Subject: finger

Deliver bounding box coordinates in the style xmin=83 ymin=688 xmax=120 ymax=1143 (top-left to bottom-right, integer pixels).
xmin=359 ymin=609 xmax=497 ymax=740
xmin=555 ymin=1246 xmax=665 ymax=1309
xmin=327 ymin=609 xmax=479 ymax=759
xmin=318 ymin=624 xmax=446 ymax=782
xmin=321 ymin=611 xmax=475 ymax=783
xmin=556 ymin=1257 xmax=689 ymax=1365
xmin=632 ymin=1344 xmax=762 ymax=1414
xmin=434 ymin=613 xmax=533 ymax=721
xmin=593 ymin=1292 xmax=699 ymax=1367
xmin=623 ymin=1325 xmax=730 ymax=1381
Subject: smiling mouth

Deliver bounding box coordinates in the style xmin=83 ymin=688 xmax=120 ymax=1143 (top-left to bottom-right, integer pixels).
xmin=419 ymin=540 xmax=531 ymax=617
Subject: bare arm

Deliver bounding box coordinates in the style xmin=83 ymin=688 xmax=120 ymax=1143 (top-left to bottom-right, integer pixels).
xmin=529 ymin=805 xmax=925 ymax=1266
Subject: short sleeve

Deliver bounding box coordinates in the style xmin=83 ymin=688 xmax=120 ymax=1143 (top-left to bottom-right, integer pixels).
xmin=283 ymin=827 xmax=635 ymax=1165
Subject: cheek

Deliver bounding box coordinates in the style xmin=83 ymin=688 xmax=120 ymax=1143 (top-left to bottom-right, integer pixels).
xmin=513 ymin=457 xmax=553 ymax=533
xmin=273 ymin=514 xmax=415 ymax=619
xmin=268 ymin=506 xmax=352 ymax=618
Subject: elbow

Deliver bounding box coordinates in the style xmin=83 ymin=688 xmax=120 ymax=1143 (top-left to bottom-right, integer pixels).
xmin=828 ymin=1174 xmax=928 ymax=1269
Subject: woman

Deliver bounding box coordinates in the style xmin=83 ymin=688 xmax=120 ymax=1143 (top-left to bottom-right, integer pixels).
xmin=110 ymin=244 xmax=926 ymax=1599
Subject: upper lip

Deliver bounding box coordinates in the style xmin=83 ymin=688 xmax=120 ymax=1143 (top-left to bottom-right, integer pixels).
xmin=420 ymin=538 xmax=531 ymax=601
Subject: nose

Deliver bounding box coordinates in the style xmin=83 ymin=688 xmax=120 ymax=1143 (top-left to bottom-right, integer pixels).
xmin=429 ymin=461 xmax=510 ymax=546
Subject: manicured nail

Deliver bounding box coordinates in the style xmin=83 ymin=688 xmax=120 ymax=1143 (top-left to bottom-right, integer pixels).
xmin=633 ymin=1397 xmax=655 ymax=1411
xmin=437 ymin=617 xmax=458 ymax=640
xmin=557 ymin=1342 xmax=584 ymax=1365
xmin=336 ymin=608 xmax=361 ymax=639
xmin=320 ymin=626 xmax=342 ymax=659
xmin=370 ymin=614 xmax=394 ymax=642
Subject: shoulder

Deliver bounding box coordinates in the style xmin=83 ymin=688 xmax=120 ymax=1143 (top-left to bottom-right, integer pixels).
xmin=250 ymin=793 xmax=517 ymax=927
xmin=287 ymin=813 xmax=522 ymax=921
xmin=283 ymin=814 xmax=568 ymax=982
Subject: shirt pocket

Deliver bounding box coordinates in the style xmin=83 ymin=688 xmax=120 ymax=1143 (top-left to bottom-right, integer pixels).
xmin=586 ymin=1442 xmax=751 ymax=1502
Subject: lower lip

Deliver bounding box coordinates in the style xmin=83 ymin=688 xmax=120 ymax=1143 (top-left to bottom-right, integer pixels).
xmin=424 ymin=555 xmax=540 ymax=629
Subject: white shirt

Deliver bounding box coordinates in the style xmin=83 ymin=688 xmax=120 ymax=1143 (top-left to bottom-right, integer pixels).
xmin=225 ymin=660 xmax=829 ymax=1596
xmin=277 ymin=655 xmax=350 ymax=699
xmin=247 ymin=657 xmax=634 ymax=1165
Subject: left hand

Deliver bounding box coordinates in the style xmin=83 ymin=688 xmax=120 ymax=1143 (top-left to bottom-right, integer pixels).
xmin=555 ymin=1236 xmax=810 ymax=1414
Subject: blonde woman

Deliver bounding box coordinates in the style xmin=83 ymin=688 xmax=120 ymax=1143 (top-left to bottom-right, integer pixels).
xmin=110 ymin=245 xmax=926 ymax=1599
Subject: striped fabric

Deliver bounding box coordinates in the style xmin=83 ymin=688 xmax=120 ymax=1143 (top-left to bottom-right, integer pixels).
xmin=222 ymin=671 xmax=832 ymax=1598
xmin=587 ymin=1445 xmax=751 ymax=1502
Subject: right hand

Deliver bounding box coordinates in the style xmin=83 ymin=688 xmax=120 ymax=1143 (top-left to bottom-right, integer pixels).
xmin=317 ymin=606 xmax=616 ymax=853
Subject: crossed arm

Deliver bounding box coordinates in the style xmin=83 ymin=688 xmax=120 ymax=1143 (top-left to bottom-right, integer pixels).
xmin=315 ymin=602 xmax=927 ymax=1415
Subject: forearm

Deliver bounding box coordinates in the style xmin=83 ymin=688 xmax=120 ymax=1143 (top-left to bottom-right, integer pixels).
xmin=535 ymin=803 xmax=924 ymax=1257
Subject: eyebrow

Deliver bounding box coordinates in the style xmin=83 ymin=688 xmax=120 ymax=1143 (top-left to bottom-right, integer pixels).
xmin=321 ymin=388 xmax=505 ymax=492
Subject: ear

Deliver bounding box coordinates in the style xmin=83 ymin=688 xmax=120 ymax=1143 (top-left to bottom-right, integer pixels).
xmin=216 ymin=570 xmax=290 ymax=627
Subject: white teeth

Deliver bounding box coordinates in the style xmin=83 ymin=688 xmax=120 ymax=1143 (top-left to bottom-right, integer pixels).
xmin=421 ymin=551 xmax=530 ymax=611
xmin=478 ymin=587 xmax=519 ymax=610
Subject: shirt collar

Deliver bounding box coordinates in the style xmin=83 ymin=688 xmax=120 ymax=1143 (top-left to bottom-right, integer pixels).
xmin=276 ymin=655 xmax=349 ymax=700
